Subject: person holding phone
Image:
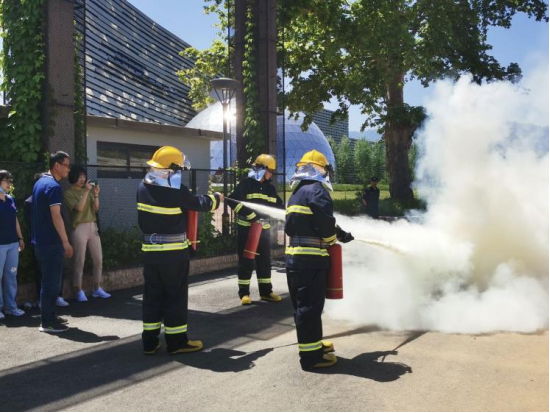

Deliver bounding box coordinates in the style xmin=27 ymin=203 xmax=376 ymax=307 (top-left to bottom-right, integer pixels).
xmin=64 ymin=165 xmax=110 ymax=302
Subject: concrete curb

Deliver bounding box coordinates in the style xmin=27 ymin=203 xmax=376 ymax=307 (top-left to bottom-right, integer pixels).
xmin=16 ymin=247 xmax=285 ymax=304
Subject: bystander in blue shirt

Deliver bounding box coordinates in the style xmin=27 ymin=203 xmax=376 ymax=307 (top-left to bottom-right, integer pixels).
xmin=31 ymin=173 xmax=63 ymax=247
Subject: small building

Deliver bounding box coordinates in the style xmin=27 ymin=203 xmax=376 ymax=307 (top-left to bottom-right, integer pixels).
xmin=82 ymin=0 xmax=222 ymax=228
xmin=84 ymin=0 xmax=222 ymax=167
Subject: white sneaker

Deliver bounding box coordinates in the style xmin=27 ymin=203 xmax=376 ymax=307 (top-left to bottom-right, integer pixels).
xmin=92 ymin=287 xmax=111 ymax=299
xmin=56 ymin=297 xmax=69 ymax=307
xmin=5 ymin=308 xmax=25 ymax=316
xmin=0 ymin=311 xmax=4 ymax=320
xmin=76 ymin=290 xmax=88 ymax=302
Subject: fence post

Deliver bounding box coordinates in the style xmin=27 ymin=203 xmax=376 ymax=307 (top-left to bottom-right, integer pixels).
xmin=191 ymin=169 xmax=197 ymax=195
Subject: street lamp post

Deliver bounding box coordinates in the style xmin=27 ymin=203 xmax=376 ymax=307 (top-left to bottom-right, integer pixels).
xmin=210 ymin=77 xmax=239 ymax=236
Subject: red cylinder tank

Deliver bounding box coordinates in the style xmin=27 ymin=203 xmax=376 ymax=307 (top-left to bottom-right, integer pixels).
xmin=326 ymin=244 xmax=343 ymax=299
xmin=243 ymin=222 xmax=263 ymax=259
xmin=187 ymin=210 xmax=199 ymax=251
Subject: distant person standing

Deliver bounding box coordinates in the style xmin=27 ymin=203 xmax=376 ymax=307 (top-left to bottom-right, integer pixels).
xmin=32 ymin=151 xmax=74 ymax=333
xmin=0 ymin=170 xmax=26 ymax=319
xmin=362 ymin=177 xmax=380 ymax=219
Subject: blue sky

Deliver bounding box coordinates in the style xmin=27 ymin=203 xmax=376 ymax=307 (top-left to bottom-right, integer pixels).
xmin=128 ymin=0 xmax=548 ymax=133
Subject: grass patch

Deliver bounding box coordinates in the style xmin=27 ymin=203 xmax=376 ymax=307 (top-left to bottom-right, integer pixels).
xmin=332 ymin=196 xmax=425 ymax=217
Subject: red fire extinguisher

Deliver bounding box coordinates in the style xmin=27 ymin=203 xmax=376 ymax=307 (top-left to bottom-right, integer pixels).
xmin=187 ymin=210 xmax=199 ymax=251
xmin=326 ymin=244 xmax=343 ymax=299
xmin=243 ymin=221 xmax=263 ymax=259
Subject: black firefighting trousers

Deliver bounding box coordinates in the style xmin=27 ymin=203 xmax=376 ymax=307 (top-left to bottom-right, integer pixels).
xmin=286 ymin=268 xmax=327 ymax=369
xmin=142 ymin=259 xmax=190 ymax=352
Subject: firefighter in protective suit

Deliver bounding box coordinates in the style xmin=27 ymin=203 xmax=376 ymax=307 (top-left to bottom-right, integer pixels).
xmin=285 ymin=150 xmax=354 ymax=370
xmin=226 ymin=154 xmax=284 ymax=305
xmin=137 ymin=146 xmax=222 ymax=355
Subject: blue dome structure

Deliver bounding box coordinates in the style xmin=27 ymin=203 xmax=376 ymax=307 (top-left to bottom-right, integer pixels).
xmin=276 ymin=114 xmax=336 ymax=182
xmin=186 ymin=104 xmax=336 ymax=180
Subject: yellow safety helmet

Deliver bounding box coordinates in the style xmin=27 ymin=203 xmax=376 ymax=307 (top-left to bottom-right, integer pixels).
xmin=296 ymin=150 xmax=329 ymax=168
xmin=253 ymin=154 xmax=277 ymax=171
xmin=147 ymin=146 xmax=189 ymax=170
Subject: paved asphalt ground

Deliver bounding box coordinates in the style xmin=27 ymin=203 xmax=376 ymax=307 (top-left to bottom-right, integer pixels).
xmin=1 ymin=262 xmax=548 ymax=412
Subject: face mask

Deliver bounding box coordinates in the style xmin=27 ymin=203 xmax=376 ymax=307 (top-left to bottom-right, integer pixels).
xmin=290 ymin=164 xmax=333 ymax=191
xmin=0 ymin=187 xmax=6 ymax=195
xmin=144 ymin=169 xmax=182 ymax=190
xmin=248 ymin=166 xmax=267 ymax=182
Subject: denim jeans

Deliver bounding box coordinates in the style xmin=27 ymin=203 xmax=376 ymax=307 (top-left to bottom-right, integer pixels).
xmin=0 ymin=242 xmax=20 ymax=312
xmin=35 ymin=244 xmax=64 ymax=324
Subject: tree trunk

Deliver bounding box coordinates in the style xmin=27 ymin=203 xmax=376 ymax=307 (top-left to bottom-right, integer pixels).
xmin=43 ymin=0 xmax=76 ymax=159
xmin=235 ymin=0 xmax=277 ymax=173
xmin=256 ymin=0 xmax=278 ymax=159
xmin=385 ymin=71 xmax=414 ymax=202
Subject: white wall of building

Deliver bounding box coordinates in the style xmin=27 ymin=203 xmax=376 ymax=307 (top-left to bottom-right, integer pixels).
xmin=85 ymin=124 xmax=218 ymax=229
xmin=87 ymin=126 xmax=211 ymax=169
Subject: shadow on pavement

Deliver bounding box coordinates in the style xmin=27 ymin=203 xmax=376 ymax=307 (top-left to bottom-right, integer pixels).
xmin=3 ymin=316 xmax=120 ymax=343
xmin=313 ymin=350 xmax=412 ymax=382
xmin=0 ymin=313 xmax=41 ymax=328
xmin=1 ymin=266 xmax=404 ymax=409
xmin=324 ymin=325 xmax=381 ymax=339
xmin=55 ymin=327 xmax=120 ymax=344
xmin=174 ymin=347 xmax=274 ymax=373
xmin=0 ymin=284 xmax=295 ymax=411
xmin=58 ymin=268 xmax=241 ymax=322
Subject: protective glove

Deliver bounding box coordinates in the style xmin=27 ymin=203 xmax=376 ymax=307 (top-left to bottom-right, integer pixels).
xmin=336 ymin=225 xmax=354 ymax=243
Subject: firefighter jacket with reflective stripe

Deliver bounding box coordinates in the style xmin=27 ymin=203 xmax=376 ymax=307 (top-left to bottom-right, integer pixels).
xmin=285 ymin=180 xmax=337 ymax=270
xmin=226 ymin=177 xmax=284 ymax=229
xmin=137 ymin=181 xmax=220 ymax=263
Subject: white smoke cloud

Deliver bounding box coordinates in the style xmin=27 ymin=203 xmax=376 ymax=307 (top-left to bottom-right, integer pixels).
xmin=325 ymin=63 xmax=549 ymax=334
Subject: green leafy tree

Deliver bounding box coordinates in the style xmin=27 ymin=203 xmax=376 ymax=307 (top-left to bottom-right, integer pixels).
xmin=176 ymin=1 xmax=230 ymax=111
xmin=335 ymin=136 xmax=354 ymax=183
xmin=280 ymin=0 xmax=547 ymax=201
xmin=408 ymin=141 xmax=418 ymax=182
xmin=177 ymin=39 xmax=228 ymax=111
xmin=353 ymin=139 xmax=370 ymax=184
xmin=177 ymin=1 xmax=264 ymax=166
xmin=177 ymin=0 xmax=547 ymax=199
xmin=354 ymin=138 xmax=385 ymax=184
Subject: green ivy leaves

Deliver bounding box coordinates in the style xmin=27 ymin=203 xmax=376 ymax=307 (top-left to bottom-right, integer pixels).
xmin=0 ymin=0 xmax=46 ymax=162
xmin=242 ymin=0 xmax=263 ymax=164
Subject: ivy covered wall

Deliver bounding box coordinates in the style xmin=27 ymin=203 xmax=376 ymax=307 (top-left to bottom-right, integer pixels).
xmin=0 ymin=0 xmax=46 ymax=162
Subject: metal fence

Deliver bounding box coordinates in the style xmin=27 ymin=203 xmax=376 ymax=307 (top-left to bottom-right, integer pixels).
xmin=1 ymin=161 xmax=286 ymax=256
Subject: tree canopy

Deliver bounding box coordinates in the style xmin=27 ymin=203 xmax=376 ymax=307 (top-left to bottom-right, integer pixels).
xmin=280 ymin=0 xmax=547 ymax=200
xmin=180 ymin=0 xmax=548 ymax=200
